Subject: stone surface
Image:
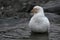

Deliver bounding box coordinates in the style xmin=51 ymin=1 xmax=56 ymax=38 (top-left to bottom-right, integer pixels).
xmin=0 ymin=0 xmax=60 ymax=18
xmin=45 ymin=13 xmax=60 ymax=24
xmin=0 ymin=18 xmax=31 ymax=39
xmin=0 ymin=0 xmax=60 ymax=40
xmin=43 ymin=0 xmax=60 ymax=15
xmin=49 ymin=24 xmax=60 ymax=40
xmin=45 ymin=13 xmax=60 ymax=40
xmin=0 ymin=0 xmax=49 ymax=18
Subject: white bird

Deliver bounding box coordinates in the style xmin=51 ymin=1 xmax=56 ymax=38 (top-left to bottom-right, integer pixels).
xmin=29 ymin=6 xmax=50 ymax=32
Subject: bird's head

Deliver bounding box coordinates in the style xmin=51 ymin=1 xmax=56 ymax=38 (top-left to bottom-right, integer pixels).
xmin=31 ymin=6 xmax=43 ymax=15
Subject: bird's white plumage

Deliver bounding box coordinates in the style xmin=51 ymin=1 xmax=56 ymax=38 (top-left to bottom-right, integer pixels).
xmin=29 ymin=6 xmax=50 ymax=32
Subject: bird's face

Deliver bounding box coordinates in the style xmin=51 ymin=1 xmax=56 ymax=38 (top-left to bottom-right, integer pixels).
xmin=31 ymin=8 xmax=38 ymax=13
xmin=31 ymin=6 xmax=42 ymax=15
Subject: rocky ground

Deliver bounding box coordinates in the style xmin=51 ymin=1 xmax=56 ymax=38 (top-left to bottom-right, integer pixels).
xmin=0 ymin=18 xmax=48 ymax=40
xmin=0 ymin=13 xmax=60 ymax=40
xmin=46 ymin=13 xmax=60 ymax=40
xmin=49 ymin=24 xmax=60 ymax=40
xmin=0 ymin=0 xmax=60 ymax=40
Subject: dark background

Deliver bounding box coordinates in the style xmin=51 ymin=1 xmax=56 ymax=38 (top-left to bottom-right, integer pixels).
xmin=0 ymin=0 xmax=60 ymax=18
xmin=0 ymin=0 xmax=60 ymax=40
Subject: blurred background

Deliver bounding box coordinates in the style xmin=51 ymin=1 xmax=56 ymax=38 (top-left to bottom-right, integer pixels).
xmin=0 ymin=0 xmax=60 ymax=18
xmin=0 ymin=0 xmax=60 ymax=40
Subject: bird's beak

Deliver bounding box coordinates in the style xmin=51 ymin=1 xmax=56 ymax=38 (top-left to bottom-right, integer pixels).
xmin=30 ymin=9 xmax=35 ymax=15
xmin=31 ymin=8 xmax=35 ymax=13
xmin=30 ymin=8 xmax=37 ymax=15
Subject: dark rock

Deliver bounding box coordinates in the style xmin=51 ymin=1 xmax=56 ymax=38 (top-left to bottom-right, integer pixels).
xmin=0 ymin=0 xmax=60 ymax=18
xmin=0 ymin=0 xmax=60 ymax=40
xmin=45 ymin=13 xmax=60 ymax=24
xmin=0 ymin=0 xmax=50 ymax=18
xmin=49 ymin=24 xmax=60 ymax=40
xmin=43 ymin=0 xmax=60 ymax=15
xmin=0 ymin=18 xmax=31 ymax=39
